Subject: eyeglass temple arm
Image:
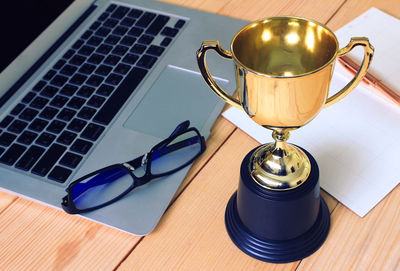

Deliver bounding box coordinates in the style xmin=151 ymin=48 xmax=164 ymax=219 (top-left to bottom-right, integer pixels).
xmin=125 ymin=136 xmax=203 ymax=169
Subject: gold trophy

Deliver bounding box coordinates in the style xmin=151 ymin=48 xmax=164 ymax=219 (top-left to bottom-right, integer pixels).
xmin=197 ymin=16 xmax=373 ymax=262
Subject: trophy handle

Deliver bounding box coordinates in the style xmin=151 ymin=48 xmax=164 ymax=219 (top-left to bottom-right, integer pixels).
xmin=197 ymin=40 xmax=242 ymax=109
xmin=324 ymin=37 xmax=374 ymax=107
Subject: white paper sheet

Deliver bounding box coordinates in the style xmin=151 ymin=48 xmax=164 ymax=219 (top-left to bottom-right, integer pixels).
xmin=335 ymin=8 xmax=400 ymax=93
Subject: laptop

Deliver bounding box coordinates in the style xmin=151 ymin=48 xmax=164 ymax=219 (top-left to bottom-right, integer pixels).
xmin=0 ymin=0 xmax=246 ymax=235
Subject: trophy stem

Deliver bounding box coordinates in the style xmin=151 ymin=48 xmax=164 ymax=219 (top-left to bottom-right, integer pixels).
xmin=250 ymin=128 xmax=311 ymax=190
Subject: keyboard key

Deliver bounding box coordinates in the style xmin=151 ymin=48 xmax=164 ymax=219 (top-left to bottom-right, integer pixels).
xmin=50 ymin=75 xmax=68 ymax=87
xmin=10 ymin=103 xmax=25 ymax=115
xmin=95 ymin=65 xmax=112 ymax=76
xmin=112 ymin=45 xmax=129 ymax=56
xmin=57 ymin=131 xmax=77 ymax=145
xmin=31 ymin=143 xmax=66 ymax=176
xmin=15 ymin=145 xmax=45 ymax=171
xmin=122 ymin=53 xmax=139 ymax=65
xmin=96 ymin=84 xmax=114 ymax=96
xmin=161 ymin=26 xmax=179 ymax=37
xmin=130 ymin=44 xmax=146 ymax=54
xmin=138 ymin=34 xmax=154 ymax=45
xmin=39 ymin=107 xmax=58 ymax=120
xmin=104 ymin=18 xmax=119 ymax=28
xmin=104 ymin=55 xmax=121 ymax=66
xmin=146 ymin=45 xmax=165 ymax=56
xmin=47 ymin=120 xmax=67 ymax=134
xmin=87 ymin=95 xmax=105 ymax=108
xmin=67 ymin=118 xmax=87 ymax=132
xmin=89 ymin=21 xmax=101 ymax=31
xmin=21 ymin=92 xmax=36 ymax=104
xmin=33 ymin=80 xmax=47 ymax=92
xmin=69 ymin=55 xmax=86 ymax=66
xmin=127 ymin=27 xmax=144 ymax=37
xmin=60 ymin=64 xmax=78 ymax=76
xmin=86 ymin=75 xmax=104 ymax=87
xmin=19 ymin=108 xmax=39 ymax=121
xmin=98 ymin=12 xmax=109 ymax=22
xmin=146 ymin=15 xmax=169 ymax=36
xmin=127 ymin=8 xmax=143 ymax=18
xmin=36 ymin=132 xmax=56 ymax=147
xmin=105 ymin=73 xmax=123 ymax=85
xmin=8 ymin=120 xmax=28 ymax=133
xmin=87 ymin=36 xmax=103 ymax=46
xmin=93 ymin=67 xmax=147 ymax=125
xmin=0 ymin=116 xmax=14 ymax=128
xmin=120 ymin=36 xmax=136 ymax=46
xmin=114 ymin=63 xmax=131 ymax=75
xmin=174 ymin=19 xmax=186 ymax=29
xmin=30 ymin=97 xmax=49 ymax=109
xmin=53 ymin=59 xmax=66 ymax=70
xmin=81 ymin=123 xmax=105 ymax=141
xmin=87 ymin=53 xmax=105 ymax=65
xmin=113 ymin=26 xmax=129 ymax=36
xmin=0 ymin=143 xmax=26 ymax=166
xmin=60 ymin=84 xmax=78 ymax=96
xmin=77 ymin=86 xmax=95 ymax=98
xmin=96 ymin=44 xmax=113 ymax=54
xmin=120 ymin=17 xmax=135 ymax=27
xmin=0 ymin=132 xmax=16 ymax=147
xmin=43 ymin=70 xmax=57 ymax=81
xmin=17 ymin=131 xmax=38 ymax=145
xmin=69 ymin=74 xmax=87 ymax=85
xmin=48 ymin=166 xmax=72 ymax=183
xmin=71 ymin=138 xmax=93 ymax=154
xmin=50 ymin=95 xmax=69 ymax=108
xmin=57 ymin=108 xmax=76 ymax=121
xmin=79 ymin=63 xmax=96 ymax=75
xmin=111 ymin=6 xmax=129 ymax=19
xmin=59 ymin=152 xmax=82 ymax=168
xmin=95 ymin=26 xmax=111 ymax=37
xmin=77 ymin=106 xmax=96 ymax=120
xmin=104 ymin=34 xmax=121 ymax=45
xmin=78 ymin=45 xmax=95 ymax=56
xmin=63 ymin=49 xmax=75 ymax=59
xmin=137 ymin=54 xmax=157 ymax=69
xmin=41 ymin=85 xmax=58 ymax=98
xmin=106 ymin=4 xmax=117 ymax=13
xmin=82 ymin=30 xmax=93 ymax=39
xmin=28 ymin=118 xmax=48 ymax=132
xmin=136 ymin=12 xmax=156 ymax=28
xmin=72 ymin=39 xmax=84 ymax=50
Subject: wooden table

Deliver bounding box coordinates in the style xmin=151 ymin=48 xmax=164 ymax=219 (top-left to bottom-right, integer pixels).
xmin=1 ymin=0 xmax=400 ymax=270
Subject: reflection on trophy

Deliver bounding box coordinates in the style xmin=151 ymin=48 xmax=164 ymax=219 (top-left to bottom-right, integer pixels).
xmin=197 ymin=16 xmax=373 ymax=263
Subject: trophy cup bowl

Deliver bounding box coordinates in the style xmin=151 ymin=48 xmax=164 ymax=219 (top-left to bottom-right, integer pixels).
xmin=197 ymin=16 xmax=373 ymax=262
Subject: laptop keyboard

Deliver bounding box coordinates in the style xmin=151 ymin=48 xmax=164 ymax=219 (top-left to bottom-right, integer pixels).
xmin=0 ymin=4 xmax=185 ymax=183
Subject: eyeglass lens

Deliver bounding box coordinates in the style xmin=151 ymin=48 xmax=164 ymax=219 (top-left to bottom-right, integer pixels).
xmin=71 ymin=167 xmax=133 ymax=210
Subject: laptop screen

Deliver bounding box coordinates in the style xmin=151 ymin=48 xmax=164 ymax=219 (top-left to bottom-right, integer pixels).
xmin=0 ymin=0 xmax=74 ymax=73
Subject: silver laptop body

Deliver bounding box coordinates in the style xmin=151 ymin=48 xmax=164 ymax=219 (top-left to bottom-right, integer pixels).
xmin=0 ymin=0 xmax=245 ymax=235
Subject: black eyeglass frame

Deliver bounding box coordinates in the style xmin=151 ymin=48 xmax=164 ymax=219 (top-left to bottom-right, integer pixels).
xmin=62 ymin=121 xmax=206 ymax=214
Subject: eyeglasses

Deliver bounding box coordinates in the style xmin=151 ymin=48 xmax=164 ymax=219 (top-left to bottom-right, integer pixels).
xmin=62 ymin=120 xmax=206 ymax=214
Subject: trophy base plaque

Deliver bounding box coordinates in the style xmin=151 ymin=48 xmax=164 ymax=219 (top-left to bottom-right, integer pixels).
xmin=225 ymin=147 xmax=330 ymax=263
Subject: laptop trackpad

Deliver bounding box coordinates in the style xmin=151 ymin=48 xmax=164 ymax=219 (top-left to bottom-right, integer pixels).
xmin=123 ymin=65 xmax=229 ymax=138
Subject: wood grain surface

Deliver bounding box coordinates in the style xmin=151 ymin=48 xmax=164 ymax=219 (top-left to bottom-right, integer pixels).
xmin=1 ymin=0 xmax=399 ymax=270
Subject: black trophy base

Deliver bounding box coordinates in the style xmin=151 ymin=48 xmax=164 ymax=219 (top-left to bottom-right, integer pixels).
xmin=225 ymin=147 xmax=330 ymax=263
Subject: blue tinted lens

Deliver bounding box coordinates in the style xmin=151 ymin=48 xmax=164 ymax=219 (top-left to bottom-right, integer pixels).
xmin=151 ymin=131 xmax=201 ymax=175
xmin=71 ymin=167 xmax=133 ymax=210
